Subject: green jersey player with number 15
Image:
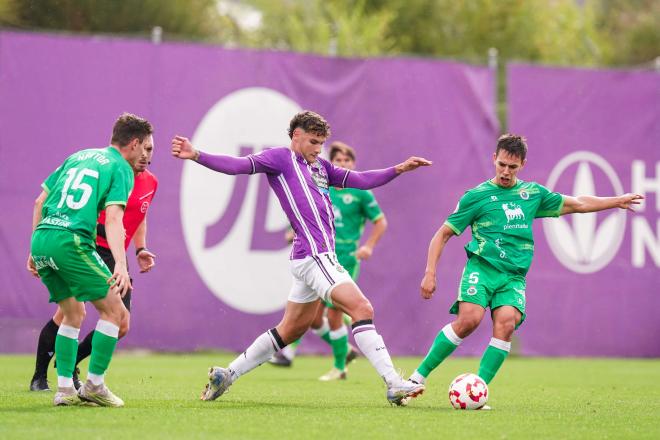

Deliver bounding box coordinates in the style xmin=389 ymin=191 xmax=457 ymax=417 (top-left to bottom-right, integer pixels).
xmin=27 ymin=113 xmax=153 ymax=407
xmin=407 ymin=134 xmax=643 ymax=408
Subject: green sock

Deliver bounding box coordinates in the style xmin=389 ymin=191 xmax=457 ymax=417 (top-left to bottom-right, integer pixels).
xmin=313 ymin=318 xmax=332 ymax=345
xmin=477 ymin=339 xmax=511 ymax=384
xmin=320 ymin=331 xmax=331 ymax=345
xmin=417 ymin=324 xmax=462 ymax=378
xmin=289 ymin=338 xmax=302 ymax=349
xmin=329 ymin=329 xmax=349 ymax=370
xmin=88 ymin=321 xmax=119 ymax=376
xmin=55 ymin=326 xmax=79 ymax=379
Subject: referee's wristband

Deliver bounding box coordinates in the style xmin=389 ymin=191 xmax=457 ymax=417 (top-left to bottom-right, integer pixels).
xmin=135 ymin=247 xmax=149 ymax=256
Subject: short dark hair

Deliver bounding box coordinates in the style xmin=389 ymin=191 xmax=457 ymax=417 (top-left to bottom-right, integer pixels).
xmin=288 ymin=111 xmax=331 ymax=139
xmin=495 ymin=133 xmax=527 ymax=161
xmin=329 ymin=141 xmax=356 ymax=162
xmin=111 ymin=113 xmax=154 ymax=147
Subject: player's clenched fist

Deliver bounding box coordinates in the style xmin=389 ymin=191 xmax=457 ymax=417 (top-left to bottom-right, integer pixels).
xmin=420 ymin=273 xmax=436 ymax=299
xmin=171 ymin=135 xmax=197 ymax=160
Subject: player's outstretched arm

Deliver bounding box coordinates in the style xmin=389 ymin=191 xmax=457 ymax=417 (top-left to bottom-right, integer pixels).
xmin=171 ymin=135 xmax=254 ymax=175
xmin=105 ymin=204 xmax=132 ymax=297
xmin=560 ymin=193 xmax=644 ymax=216
xmin=342 ymin=156 xmax=432 ymax=190
xmin=394 ymin=156 xmax=433 ymax=174
xmin=420 ymin=224 xmax=455 ymax=300
xmin=27 ymin=190 xmax=48 ymax=278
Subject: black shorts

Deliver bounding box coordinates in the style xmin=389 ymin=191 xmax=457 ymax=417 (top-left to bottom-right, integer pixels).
xmin=96 ymin=246 xmax=132 ymax=312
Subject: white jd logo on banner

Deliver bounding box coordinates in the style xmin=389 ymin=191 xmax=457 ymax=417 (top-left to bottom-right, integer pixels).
xmin=543 ymin=151 xmax=626 ymax=274
xmin=180 ymin=88 xmax=301 ymax=313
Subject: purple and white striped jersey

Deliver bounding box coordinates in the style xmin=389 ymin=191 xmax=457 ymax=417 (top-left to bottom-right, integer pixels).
xmin=197 ymin=147 xmax=398 ymax=259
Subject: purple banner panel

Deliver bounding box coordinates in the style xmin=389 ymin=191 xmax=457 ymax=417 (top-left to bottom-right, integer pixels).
xmin=0 ymin=31 xmax=500 ymax=355
xmin=508 ymin=63 xmax=660 ymax=357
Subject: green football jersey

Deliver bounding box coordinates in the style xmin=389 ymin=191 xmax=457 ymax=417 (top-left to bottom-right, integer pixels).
xmin=445 ymin=179 xmax=564 ymax=276
xmin=330 ymin=187 xmax=383 ymax=263
xmin=37 ymin=147 xmax=134 ymax=242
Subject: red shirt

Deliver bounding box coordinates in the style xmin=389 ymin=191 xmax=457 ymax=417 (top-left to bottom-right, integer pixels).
xmin=97 ymin=169 xmax=158 ymax=250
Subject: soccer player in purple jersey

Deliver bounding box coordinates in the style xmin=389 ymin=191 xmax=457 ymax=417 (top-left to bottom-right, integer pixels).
xmin=172 ymin=111 xmax=431 ymax=405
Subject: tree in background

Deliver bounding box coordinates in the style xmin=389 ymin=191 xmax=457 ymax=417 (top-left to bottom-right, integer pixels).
xmin=242 ymin=0 xmax=395 ymax=56
xmin=594 ymin=0 xmax=660 ymax=66
xmin=1 ymin=0 xmax=656 ymax=68
xmin=0 ymin=0 xmax=238 ymax=41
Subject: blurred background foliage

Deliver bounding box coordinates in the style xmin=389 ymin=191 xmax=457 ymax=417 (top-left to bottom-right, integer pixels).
xmin=1 ymin=0 xmax=657 ymax=67
xmin=1 ymin=0 xmax=657 ymax=128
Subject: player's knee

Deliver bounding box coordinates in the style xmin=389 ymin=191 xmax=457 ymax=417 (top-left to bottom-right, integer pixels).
xmin=352 ymin=299 xmax=373 ymax=321
xmin=454 ymin=315 xmax=481 ymax=337
xmin=494 ymin=319 xmax=515 ymax=339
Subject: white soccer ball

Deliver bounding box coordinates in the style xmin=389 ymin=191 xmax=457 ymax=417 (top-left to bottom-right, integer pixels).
xmin=448 ymin=373 xmax=489 ymax=410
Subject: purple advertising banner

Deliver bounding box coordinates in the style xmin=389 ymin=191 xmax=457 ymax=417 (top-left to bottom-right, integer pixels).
xmin=508 ymin=63 xmax=660 ymax=356
xmin=0 ymin=31 xmax=499 ymax=355
xmin=8 ymin=34 xmax=657 ymax=358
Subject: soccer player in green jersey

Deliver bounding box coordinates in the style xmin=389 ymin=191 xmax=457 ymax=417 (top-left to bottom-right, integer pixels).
xmin=27 ymin=113 xmax=153 ymax=407
xmin=408 ymin=134 xmax=642 ymax=407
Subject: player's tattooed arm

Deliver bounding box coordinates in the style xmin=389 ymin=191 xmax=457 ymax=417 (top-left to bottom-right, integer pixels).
xmin=560 ymin=193 xmax=643 ymax=215
xmin=420 ymin=224 xmax=455 ymax=299
xmin=27 ymin=191 xmax=48 ymax=278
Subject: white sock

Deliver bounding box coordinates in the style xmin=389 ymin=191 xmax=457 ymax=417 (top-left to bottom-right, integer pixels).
xmin=58 ymin=376 xmax=74 ymax=388
xmin=229 ymin=329 xmax=284 ymax=381
xmin=88 ymin=372 xmax=104 ymax=386
xmin=281 ymin=345 xmax=296 ymax=360
xmin=489 ymin=337 xmax=511 ymax=352
xmin=352 ymin=321 xmax=401 ymax=387
xmin=312 ymin=317 xmax=330 ymax=337
xmin=410 ymin=370 xmax=426 ymax=384
xmin=329 ymin=325 xmax=348 ymax=340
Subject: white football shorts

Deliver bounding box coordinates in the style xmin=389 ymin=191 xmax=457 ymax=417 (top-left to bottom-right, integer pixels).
xmin=288 ymin=252 xmax=355 ymax=304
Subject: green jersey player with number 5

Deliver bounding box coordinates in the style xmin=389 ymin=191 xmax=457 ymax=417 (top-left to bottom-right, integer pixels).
xmin=406 ymin=134 xmax=643 ymax=408
xmin=27 ymin=113 xmax=153 ymax=407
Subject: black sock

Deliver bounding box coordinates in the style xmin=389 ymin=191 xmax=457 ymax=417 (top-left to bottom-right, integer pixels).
xmin=76 ymin=330 xmax=95 ymax=366
xmin=33 ymin=319 xmax=59 ymax=378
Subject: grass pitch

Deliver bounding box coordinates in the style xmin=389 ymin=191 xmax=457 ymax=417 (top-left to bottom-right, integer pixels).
xmin=1 ymin=354 xmax=658 ymax=439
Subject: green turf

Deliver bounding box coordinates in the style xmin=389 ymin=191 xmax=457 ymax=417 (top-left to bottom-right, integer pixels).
xmin=1 ymin=354 xmax=659 ymax=439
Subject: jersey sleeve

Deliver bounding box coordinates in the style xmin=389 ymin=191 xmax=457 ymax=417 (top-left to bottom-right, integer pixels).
xmin=105 ymin=163 xmax=134 ymax=208
xmin=444 ymin=191 xmax=479 ymax=235
xmin=361 ymin=190 xmax=384 ymax=222
xmin=248 ymin=148 xmax=286 ymax=175
xmin=535 ymin=183 xmax=564 ymax=218
xmin=319 ymin=158 xmax=350 ymax=188
xmin=41 ymin=165 xmax=63 ymax=194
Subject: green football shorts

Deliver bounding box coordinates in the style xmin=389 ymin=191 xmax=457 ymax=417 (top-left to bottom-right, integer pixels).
xmin=31 ymin=228 xmax=112 ymax=303
xmin=450 ymin=256 xmax=527 ymax=328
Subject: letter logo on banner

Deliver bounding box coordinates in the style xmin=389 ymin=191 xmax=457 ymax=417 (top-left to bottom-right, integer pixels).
xmin=180 ymin=88 xmax=302 ymax=313
xmin=543 ymin=151 xmax=626 ymax=274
